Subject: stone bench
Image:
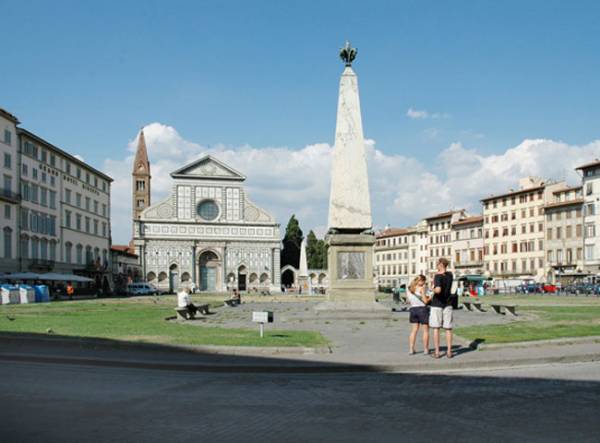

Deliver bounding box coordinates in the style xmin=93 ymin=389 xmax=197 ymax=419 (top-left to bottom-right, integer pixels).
xmin=463 ymin=301 xmax=485 ymax=312
xmin=490 ymin=304 xmax=518 ymax=316
xmin=174 ymin=304 xmax=210 ymax=320
xmin=224 ymin=299 xmax=240 ymax=307
xmin=175 ymin=307 xmax=196 ymax=320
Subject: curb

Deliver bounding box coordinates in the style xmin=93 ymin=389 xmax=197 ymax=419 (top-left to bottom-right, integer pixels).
xmin=0 ymin=333 xmax=332 ymax=356
xmin=0 ymin=351 xmax=598 ymax=374
xmin=464 ymin=335 xmax=600 ymax=351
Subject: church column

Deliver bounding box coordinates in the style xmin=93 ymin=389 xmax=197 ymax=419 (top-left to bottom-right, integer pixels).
xmin=272 ymin=246 xmax=281 ymax=289
xmin=222 ymin=245 xmax=227 ymax=292
xmin=192 ymin=243 xmax=197 ymax=286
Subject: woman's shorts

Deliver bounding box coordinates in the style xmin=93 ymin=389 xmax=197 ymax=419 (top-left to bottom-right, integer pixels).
xmin=409 ymin=306 xmax=429 ymax=324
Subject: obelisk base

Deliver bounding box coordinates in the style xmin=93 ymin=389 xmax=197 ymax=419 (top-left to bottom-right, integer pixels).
xmin=315 ymin=232 xmax=387 ymax=312
xmin=297 ymin=275 xmax=309 ymax=295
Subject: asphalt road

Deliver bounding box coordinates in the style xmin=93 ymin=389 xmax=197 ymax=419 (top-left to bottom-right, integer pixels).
xmin=1 ymin=360 xmax=599 ymax=443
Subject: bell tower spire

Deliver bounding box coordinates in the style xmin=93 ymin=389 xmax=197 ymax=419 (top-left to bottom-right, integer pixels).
xmin=132 ymin=128 xmax=151 ymax=223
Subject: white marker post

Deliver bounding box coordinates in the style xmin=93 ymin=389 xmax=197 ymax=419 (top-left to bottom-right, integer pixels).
xmin=252 ymin=311 xmax=274 ymax=338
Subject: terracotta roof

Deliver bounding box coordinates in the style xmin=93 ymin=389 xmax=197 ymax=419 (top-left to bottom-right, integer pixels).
xmin=376 ymin=227 xmax=416 ymax=239
xmin=575 ymin=159 xmax=600 ymax=171
xmin=424 ymin=210 xmax=464 ymax=221
xmin=481 ymin=185 xmax=545 ymax=202
xmin=543 ymin=198 xmax=584 ymax=210
xmin=452 ymin=215 xmax=483 ymax=227
xmin=111 ymin=245 xmax=138 ymax=257
xmin=0 ymin=107 xmax=19 ymax=124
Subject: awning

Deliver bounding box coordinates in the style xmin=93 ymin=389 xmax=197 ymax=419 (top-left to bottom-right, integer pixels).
xmin=39 ymin=273 xmax=94 ymax=283
xmin=2 ymin=272 xmax=94 ymax=283
xmin=3 ymin=272 xmax=43 ymax=280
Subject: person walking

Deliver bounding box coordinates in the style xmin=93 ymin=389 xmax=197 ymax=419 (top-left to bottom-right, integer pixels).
xmin=407 ymin=275 xmax=430 ymax=355
xmin=66 ymin=282 xmax=74 ymax=301
xmin=429 ymin=258 xmax=454 ymax=358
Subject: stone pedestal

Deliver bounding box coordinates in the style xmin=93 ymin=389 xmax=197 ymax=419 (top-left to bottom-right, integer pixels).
xmin=316 ymin=232 xmax=386 ymax=312
xmin=297 ymin=275 xmax=309 ymax=294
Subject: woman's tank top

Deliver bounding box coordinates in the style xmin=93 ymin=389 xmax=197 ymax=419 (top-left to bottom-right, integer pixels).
xmin=407 ymin=290 xmax=425 ymax=308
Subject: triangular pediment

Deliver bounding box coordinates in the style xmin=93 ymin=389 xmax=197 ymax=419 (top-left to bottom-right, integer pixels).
xmin=170 ymin=155 xmax=246 ymax=181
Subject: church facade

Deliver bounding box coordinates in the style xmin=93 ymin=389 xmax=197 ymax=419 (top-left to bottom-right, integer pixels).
xmin=131 ymin=134 xmax=281 ymax=293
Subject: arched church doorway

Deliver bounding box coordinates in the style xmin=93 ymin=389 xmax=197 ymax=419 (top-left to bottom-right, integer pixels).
xmin=199 ymin=251 xmax=219 ymax=292
xmin=169 ymin=264 xmax=178 ymax=293
xmin=282 ymin=269 xmax=295 ymax=287
xmin=238 ymin=265 xmax=247 ymax=291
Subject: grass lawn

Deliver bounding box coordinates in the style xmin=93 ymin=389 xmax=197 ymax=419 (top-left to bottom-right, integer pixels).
xmin=0 ymin=296 xmax=328 ymax=348
xmin=456 ymin=294 xmax=600 ymax=344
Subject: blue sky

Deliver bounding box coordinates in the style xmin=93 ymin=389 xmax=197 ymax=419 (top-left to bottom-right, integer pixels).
xmin=3 ymin=1 xmax=600 ymax=242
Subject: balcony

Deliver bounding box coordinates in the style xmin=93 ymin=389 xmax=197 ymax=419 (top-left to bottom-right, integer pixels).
xmin=0 ymin=188 xmax=21 ymax=204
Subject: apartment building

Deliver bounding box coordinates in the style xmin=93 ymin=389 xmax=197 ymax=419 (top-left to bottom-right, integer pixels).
xmin=374 ymin=222 xmax=429 ymax=288
xmin=451 ymin=215 xmax=484 ymax=277
xmin=482 ymin=176 xmax=566 ymax=280
xmin=576 ymin=160 xmax=600 ymax=274
xmin=0 ymin=108 xmax=20 ymax=272
xmin=425 ymin=210 xmax=466 ymax=276
xmin=544 ymin=186 xmax=584 ymax=283
xmin=375 ymin=227 xmax=413 ymax=288
xmin=0 ymin=106 xmax=113 ymax=287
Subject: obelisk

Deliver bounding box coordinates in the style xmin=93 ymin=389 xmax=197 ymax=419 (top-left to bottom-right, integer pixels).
xmin=298 ymin=237 xmax=309 ymax=293
xmin=317 ymin=41 xmax=382 ymax=311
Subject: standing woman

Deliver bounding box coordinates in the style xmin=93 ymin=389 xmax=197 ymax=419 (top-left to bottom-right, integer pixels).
xmin=407 ymin=275 xmax=430 ymax=355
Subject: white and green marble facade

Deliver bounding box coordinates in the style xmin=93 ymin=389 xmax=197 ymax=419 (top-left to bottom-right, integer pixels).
xmin=133 ymin=155 xmax=281 ymax=293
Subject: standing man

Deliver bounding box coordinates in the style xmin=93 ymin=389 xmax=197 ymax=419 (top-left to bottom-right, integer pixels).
xmin=430 ymin=258 xmax=454 ymax=358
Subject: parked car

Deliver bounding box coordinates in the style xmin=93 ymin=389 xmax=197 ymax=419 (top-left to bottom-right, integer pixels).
xmin=126 ymin=283 xmax=159 ymax=296
xmin=542 ymin=284 xmax=557 ymax=293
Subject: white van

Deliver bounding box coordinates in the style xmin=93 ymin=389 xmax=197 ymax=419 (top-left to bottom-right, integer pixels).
xmin=126 ymin=283 xmax=158 ymax=296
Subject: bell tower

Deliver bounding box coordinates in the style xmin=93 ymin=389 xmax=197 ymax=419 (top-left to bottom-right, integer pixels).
xmin=132 ymin=128 xmax=151 ymax=224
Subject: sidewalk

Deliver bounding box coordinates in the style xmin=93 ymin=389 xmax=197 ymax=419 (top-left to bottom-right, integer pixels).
xmin=1 ymin=331 xmax=599 ymax=373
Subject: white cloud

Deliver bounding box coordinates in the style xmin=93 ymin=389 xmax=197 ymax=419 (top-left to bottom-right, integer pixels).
xmin=103 ymin=122 xmax=600 ymax=243
xmin=406 ymin=108 xmax=449 ymax=120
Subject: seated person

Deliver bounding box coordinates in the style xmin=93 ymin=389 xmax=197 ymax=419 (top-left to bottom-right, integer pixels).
xmin=228 ymin=289 xmax=241 ymax=303
xmin=177 ymin=287 xmax=198 ymax=315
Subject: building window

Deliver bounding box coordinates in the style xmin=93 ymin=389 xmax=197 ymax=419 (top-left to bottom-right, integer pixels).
xmin=20 ymin=236 xmax=29 ymax=259
xmin=136 ymin=199 xmax=145 ymax=209
xmin=3 ymin=129 xmax=11 ymax=145
xmin=586 ymin=203 xmax=595 ymax=216
xmin=76 ymin=244 xmax=83 ymax=264
xmin=3 ymin=174 xmax=11 ymax=193
xmin=586 ymin=224 xmax=595 ymax=238
xmin=4 ymin=204 xmax=10 ymax=219
xmin=136 ymin=180 xmax=145 ymax=191
xmin=85 ymin=197 xmax=90 ymax=211
xmin=3 ymin=227 xmax=12 ymax=258
xmin=65 ymin=210 xmax=72 ymax=228
xmin=65 ymin=242 xmax=72 ymax=263
xmin=76 ymin=214 xmax=82 ymax=230
xmin=3 ymin=153 xmax=10 ymax=169
xmin=587 ymin=183 xmax=593 ymax=196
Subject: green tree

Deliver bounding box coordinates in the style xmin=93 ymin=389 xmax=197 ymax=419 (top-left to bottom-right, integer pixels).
xmin=281 ymin=215 xmax=303 ymax=268
xmin=306 ymin=230 xmax=320 ymax=268
xmin=306 ymin=230 xmax=329 ymax=269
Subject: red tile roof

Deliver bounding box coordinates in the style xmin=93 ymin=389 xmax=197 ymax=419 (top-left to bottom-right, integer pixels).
xmin=376 ymin=227 xmax=416 ymax=239
xmin=575 ymin=159 xmax=600 ymax=171
xmin=452 ymin=215 xmax=484 ymax=227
